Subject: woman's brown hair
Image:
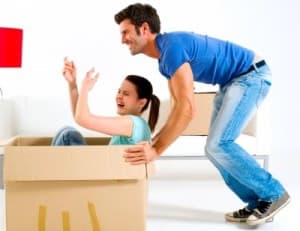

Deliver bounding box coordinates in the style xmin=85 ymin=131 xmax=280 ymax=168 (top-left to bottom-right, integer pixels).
xmin=125 ymin=75 xmax=160 ymax=132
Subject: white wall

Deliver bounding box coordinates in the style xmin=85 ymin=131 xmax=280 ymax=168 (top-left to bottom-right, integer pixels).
xmin=1 ymin=0 xmax=300 ymax=155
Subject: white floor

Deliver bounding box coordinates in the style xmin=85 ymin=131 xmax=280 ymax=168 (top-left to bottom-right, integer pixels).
xmin=1 ymin=154 xmax=299 ymax=231
xmin=147 ymin=157 xmax=299 ymax=231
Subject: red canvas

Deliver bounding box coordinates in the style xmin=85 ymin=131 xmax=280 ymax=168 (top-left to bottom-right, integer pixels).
xmin=0 ymin=27 xmax=23 ymax=67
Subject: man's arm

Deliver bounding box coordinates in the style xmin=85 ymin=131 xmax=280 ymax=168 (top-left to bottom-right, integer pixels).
xmin=123 ymin=62 xmax=195 ymax=164
xmin=152 ymin=62 xmax=195 ymax=154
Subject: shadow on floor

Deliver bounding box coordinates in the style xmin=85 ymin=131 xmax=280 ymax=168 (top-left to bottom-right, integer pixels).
xmin=148 ymin=202 xmax=261 ymax=229
xmin=148 ymin=202 xmax=224 ymax=223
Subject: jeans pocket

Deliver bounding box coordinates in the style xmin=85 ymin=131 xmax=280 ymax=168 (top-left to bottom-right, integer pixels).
xmin=256 ymin=79 xmax=271 ymax=107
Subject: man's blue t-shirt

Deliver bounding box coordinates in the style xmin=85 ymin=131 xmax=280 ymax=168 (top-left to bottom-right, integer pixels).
xmin=156 ymin=32 xmax=254 ymax=86
xmin=109 ymin=115 xmax=151 ymax=145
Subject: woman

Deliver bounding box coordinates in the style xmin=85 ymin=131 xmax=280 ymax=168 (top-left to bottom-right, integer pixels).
xmin=51 ymin=57 xmax=160 ymax=146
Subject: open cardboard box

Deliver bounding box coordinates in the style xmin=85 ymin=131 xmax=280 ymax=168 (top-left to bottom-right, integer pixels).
xmin=3 ymin=136 xmax=154 ymax=231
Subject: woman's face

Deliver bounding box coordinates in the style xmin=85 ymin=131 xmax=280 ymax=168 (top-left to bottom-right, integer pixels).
xmin=115 ymin=80 xmax=146 ymax=116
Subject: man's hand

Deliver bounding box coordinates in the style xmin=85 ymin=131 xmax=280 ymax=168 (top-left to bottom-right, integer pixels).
xmin=123 ymin=141 xmax=158 ymax=165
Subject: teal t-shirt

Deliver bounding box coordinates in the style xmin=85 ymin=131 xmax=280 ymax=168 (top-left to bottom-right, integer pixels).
xmin=109 ymin=115 xmax=151 ymax=145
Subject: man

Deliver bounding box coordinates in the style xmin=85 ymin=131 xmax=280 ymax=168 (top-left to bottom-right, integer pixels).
xmin=114 ymin=3 xmax=290 ymax=226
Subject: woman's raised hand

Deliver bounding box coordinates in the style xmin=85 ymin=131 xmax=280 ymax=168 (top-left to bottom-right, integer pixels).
xmin=62 ymin=57 xmax=77 ymax=87
xmin=81 ymin=67 xmax=99 ymax=92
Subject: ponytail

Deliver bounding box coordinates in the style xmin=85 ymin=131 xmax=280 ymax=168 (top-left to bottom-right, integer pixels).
xmin=125 ymin=75 xmax=160 ymax=132
xmin=148 ymin=94 xmax=160 ymax=132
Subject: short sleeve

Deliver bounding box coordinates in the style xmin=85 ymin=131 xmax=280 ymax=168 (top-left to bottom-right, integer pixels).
xmin=129 ymin=115 xmax=151 ymax=143
xmin=159 ymin=43 xmax=190 ymax=79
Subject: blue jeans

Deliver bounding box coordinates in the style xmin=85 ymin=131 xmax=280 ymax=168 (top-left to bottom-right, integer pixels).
xmin=51 ymin=126 xmax=86 ymax=146
xmin=205 ymin=64 xmax=286 ymax=209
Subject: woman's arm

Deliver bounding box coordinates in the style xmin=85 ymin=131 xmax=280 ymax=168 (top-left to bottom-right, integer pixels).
xmin=75 ymin=68 xmax=134 ymax=137
xmin=63 ymin=57 xmax=78 ymax=118
xmin=68 ymin=84 xmax=78 ymax=118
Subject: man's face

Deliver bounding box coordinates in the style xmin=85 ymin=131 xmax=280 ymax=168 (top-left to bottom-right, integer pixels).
xmin=119 ymin=19 xmax=147 ymax=55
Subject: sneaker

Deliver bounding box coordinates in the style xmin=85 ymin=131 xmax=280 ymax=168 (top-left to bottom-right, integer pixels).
xmin=225 ymin=207 xmax=253 ymax=222
xmin=247 ymin=192 xmax=291 ymax=226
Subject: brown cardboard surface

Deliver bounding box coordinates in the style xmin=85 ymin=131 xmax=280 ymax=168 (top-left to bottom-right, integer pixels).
xmin=171 ymin=92 xmax=256 ymax=136
xmin=183 ymin=92 xmax=215 ymax=135
xmin=170 ymin=92 xmax=215 ymax=136
xmin=4 ymin=137 xmax=153 ymax=231
xmin=6 ymin=180 xmax=148 ymax=231
xmin=5 ymin=146 xmax=148 ymax=181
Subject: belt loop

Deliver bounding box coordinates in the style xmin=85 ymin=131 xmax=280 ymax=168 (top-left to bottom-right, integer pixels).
xmin=253 ymin=63 xmax=258 ymax=72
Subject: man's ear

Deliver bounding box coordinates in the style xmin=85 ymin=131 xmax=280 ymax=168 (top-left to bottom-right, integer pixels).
xmin=141 ymin=22 xmax=151 ymax=34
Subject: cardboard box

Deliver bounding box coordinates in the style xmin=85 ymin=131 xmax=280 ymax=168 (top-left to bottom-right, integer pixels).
xmin=3 ymin=137 xmax=154 ymax=231
xmin=171 ymin=92 xmax=256 ymax=136
xmin=170 ymin=92 xmax=215 ymax=136
xmin=182 ymin=92 xmax=215 ymax=135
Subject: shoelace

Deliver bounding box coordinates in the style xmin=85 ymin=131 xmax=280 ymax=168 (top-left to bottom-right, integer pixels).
xmin=255 ymin=201 xmax=272 ymax=214
xmin=235 ymin=208 xmax=253 ymax=217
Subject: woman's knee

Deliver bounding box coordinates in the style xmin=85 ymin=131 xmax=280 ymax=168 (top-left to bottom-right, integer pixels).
xmin=58 ymin=126 xmax=76 ymax=134
xmin=63 ymin=129 xmax=85 ymax=144
xmin=52 ymin=126 xmax=84 ymax=145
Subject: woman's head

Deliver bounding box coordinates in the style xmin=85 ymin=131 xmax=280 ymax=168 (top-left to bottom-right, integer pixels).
xmin=116 ymin=75 xmax=160 ymax=132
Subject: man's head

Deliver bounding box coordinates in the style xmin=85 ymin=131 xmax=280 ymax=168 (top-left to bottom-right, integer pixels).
xmin=114 ymin=3 xmax=161 ymax=56
xmin=114 ymin=3 xmax=161 ymax=34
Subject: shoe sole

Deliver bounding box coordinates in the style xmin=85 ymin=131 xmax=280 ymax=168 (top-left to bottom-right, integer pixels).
xmin=246 ymin=197 xmax=291 ymax=226
xmin=225 ymin=217 xmax=248 ymax=223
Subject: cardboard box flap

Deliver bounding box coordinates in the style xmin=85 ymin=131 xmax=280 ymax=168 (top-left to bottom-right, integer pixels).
xmin=0 ymin=136 xmax=19 ymax=146
xmin=4 ymin=145 xmax=151 ymax=182
xmin=1 ymin=136 xmax=111 ymax=146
